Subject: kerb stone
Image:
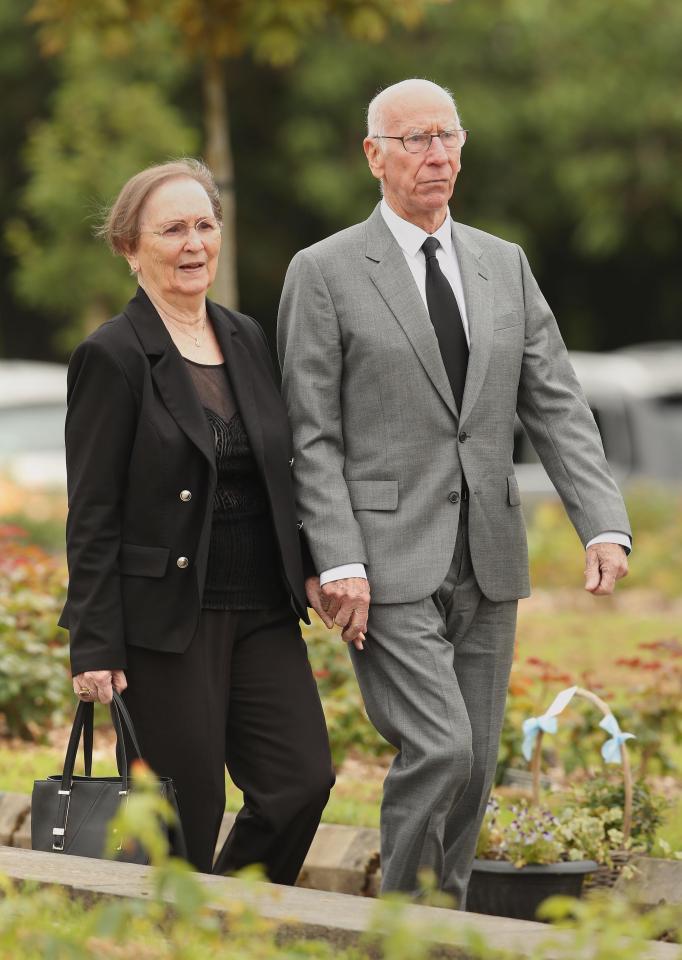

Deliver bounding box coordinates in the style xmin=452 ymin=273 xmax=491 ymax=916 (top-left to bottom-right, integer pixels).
xmin=297 ymin=823 xmax=380 ymax=895
xmin=614 ymin=856 xmax=682 ymax=907
xmin=0 ymin=792 xmax=31 ymax=847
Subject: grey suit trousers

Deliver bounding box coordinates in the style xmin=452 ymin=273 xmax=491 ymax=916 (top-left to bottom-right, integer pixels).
xmin=350 ymin=506 xmax=517 ymax=907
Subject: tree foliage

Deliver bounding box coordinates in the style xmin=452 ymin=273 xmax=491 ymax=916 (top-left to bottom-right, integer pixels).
xmin=0 ymin=0 xmax=57 ymax=358
xmin=4 ymin=0 xmax=682 ymax=352
xmin=27 ymin=0 xmax=451 ymax=311
xmin=6 ymin=26 xmax=197 ymax=346
xmin=277 ymin=0 xmax=682 ymax=347
xmin=30 ymin=0 xmax=449 ymax=63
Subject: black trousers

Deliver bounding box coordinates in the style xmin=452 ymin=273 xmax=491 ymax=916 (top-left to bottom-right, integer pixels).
xmin=122 ymin=605 xmax=334 ymax=881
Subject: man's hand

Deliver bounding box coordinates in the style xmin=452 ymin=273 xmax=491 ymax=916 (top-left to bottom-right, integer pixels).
xmin=584 ymin=543 xmax=628 ymax=596
xmin=72 ymin=669 xmax=127 ymax=705
xmin=312 ymin=576 xmax=370 ymax=651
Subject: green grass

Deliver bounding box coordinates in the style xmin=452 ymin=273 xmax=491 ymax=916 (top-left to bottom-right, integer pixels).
xmin=0 ymin=743 xmax=382 ymax=830
xmin=660 ymin=797 xmax=682 ymax=850
xmin=0 ymin=745 xmax=117 ymax=793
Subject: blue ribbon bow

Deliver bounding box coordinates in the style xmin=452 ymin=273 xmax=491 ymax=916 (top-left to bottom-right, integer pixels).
xmin=522 ymin=715 xmax=558 ymax=762
xmin=599 ymin=713 xmax=635 ymax=764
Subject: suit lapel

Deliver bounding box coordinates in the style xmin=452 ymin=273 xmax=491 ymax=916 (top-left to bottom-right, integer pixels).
xmin=452 ymin=222 xmax=493 ymax=424
xmin=209 ymin=301 xmax=267 ymax=478
xmin=124 ymin=287 xmax=216 ymax=474
xmin=366 ymin=207 xmax=459 ymax=419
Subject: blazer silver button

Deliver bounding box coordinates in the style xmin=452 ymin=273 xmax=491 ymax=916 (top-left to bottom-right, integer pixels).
xmin=176 ymin=556 xmax=189 ymax=569
xmin=179 ymin=490 xmax=192 ymax=502
xmin=289 ymin=457 xmax=295 ymax=467
xmin=296 ymin=521 xmax=303 ymax=530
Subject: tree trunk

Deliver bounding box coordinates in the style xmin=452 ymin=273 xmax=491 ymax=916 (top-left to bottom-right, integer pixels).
xmin=203 ymin=57 xmax=238 ymax=309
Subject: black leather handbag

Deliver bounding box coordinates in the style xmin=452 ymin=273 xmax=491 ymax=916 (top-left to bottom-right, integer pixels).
xmin=31 ymin=691 xmax=186 ymax=863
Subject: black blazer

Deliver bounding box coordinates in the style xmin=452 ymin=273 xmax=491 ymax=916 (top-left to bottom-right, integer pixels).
xmin=59 ymin=287 xmax=309 ymax=676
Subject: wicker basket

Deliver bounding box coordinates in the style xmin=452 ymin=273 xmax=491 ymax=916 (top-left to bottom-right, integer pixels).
xmin=582 ymin=848 xmax=634 ymax=891
xmin=529 ymin=686 xmax=634 ymax=890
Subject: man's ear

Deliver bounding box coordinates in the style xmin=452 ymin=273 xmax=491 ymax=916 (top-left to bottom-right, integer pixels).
xmin=363 ymin=136 xmax=385 ymax=182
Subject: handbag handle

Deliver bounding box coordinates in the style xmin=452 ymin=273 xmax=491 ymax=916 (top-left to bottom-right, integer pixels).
xmin=52 ymin=692 xmax=145 ymax=851
xmin=111 ymin=691 xmax=144 ymax=762
xmin=83 ymin=704 xmax=93 ymax=777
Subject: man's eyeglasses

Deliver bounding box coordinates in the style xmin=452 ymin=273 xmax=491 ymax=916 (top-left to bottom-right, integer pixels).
xmin=141 ymin=218 xmax=222 ymax=243
xmin=373 ymin=130 xmax=469 ymax=154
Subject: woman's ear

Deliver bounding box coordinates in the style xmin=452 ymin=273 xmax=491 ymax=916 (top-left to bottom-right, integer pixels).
xmin=124 ymin=250 xmax=139 ymax=275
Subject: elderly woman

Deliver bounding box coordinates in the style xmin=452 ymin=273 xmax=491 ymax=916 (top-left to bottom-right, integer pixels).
xmin=58 ymin=159 xmax=334 ymax=879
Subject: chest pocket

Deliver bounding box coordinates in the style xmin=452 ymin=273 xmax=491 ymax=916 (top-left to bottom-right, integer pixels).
xmin=494 ymin=312 xmax=523 ymax=332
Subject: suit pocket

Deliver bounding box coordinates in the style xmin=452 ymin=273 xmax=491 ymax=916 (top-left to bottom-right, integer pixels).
xmin=346 ymin=479 xmax=399 ymax=511
xmin=507 ymin=475 xmax=521 ymax=507
xmin=119 ymin=543 xmax=170 ymax=578
xmin=494 ymin=312 xmax=523 ymax=331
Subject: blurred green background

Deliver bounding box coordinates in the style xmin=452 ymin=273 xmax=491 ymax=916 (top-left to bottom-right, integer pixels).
xmin=1 ymin=0 xmax=681 ymax=358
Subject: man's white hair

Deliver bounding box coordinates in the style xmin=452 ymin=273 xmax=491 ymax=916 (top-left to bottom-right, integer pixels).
xmin=366 ymin=79 xmax=460 ymax=140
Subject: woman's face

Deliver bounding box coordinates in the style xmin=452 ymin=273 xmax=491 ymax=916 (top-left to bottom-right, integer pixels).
xmin=129 ymin=177 xmax=221 ymax=302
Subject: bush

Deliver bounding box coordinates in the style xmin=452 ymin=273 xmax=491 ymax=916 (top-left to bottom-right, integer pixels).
xmin=0 ymin=477 xmax=67 ymax=553
xmin=0 ymin=528 xmax=71 ymax=739
xmin=571 ymin=774 xmax=668 ymax=851
xmin=528 ymin=484 xmax=682 ymax=597
xmin=304 ymin=617 xmax=395 ymax=767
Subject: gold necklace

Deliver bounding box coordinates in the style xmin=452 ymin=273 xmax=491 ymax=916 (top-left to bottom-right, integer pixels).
xmin=164 ymin=312 xmax=207 ymax=348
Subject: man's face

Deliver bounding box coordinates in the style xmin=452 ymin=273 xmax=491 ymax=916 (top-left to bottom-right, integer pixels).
xmin=363 ymin=89 xmax=462 ymax=230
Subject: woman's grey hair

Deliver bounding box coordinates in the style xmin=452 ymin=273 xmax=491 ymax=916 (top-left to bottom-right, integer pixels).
xmin=97 ymin=158 xmax=222 ymax=255
xmin=366 ymin=79 xmax=460 ymax=142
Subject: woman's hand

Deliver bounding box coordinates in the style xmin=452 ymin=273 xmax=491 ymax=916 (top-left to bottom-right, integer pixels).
xmin=72 ymin=670 xmax=127 ymax=705
xmin=305 ymin=576 xmax=334 ymax=629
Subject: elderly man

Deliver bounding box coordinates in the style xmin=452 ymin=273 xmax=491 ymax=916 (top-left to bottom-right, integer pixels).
xmin=277 ymin=79 xmax=631 ymax=906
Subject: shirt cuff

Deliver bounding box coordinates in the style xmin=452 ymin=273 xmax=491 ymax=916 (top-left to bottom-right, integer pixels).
xmin=585 ymin=532 xmax=632 ymax=554
xmin=320 ymin=563 xmax=368 ymax=586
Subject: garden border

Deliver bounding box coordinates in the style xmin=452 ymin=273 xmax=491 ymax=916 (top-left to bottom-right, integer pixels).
xmin=1 ymin=845 xmax=680 ymax=960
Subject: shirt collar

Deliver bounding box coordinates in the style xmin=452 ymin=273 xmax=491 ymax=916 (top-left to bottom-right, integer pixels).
xmin=380 ymin=198 xmax=453 ymax=259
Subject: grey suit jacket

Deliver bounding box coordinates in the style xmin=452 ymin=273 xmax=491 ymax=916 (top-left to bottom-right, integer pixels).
xmin=277 ymin=204 xmax=631 ymax=604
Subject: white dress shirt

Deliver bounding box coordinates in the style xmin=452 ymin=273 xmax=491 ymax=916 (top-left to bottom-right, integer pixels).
xmin=319 ymin=201 xmax=629 ymax=586
xmin=379 ymin=199 xmax=471 ymax=344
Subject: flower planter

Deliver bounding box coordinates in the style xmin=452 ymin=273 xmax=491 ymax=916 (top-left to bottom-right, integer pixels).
xmin=467 ymin=858 xmax=598 ymax=921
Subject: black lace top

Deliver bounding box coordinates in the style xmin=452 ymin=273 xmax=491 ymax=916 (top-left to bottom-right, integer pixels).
xmin=184 ymin=359 xmax=286 ymax=611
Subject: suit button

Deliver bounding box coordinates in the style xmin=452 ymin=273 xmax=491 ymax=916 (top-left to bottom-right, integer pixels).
xmin=176 ymin=556 xmax=189 ymax=569
xmin=179 ymin=490 xmax=192 ymax=502
xmin=459 ymin=431 xmax=469 ymax=443
xmin=296 ymin=521 xmax=303 ymax=530
xmin=289 ymin=457 xmax=295 ymax=468
xmin=448 ymin=491 xmax=460 ymax=504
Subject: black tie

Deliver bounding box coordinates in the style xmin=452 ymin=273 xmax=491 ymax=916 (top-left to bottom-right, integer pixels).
xmin=422 ymin=236 xmax=469 ymax=412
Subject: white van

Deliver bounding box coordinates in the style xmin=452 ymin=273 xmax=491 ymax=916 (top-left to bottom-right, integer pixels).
xmin=0 ymin=360 xmax=68 ymax=488
xmin=514 ymin=342 xmax=682 ymax=494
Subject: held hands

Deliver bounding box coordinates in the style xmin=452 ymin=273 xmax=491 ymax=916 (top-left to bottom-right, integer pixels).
xmin=305 ymin=575 xmax=370 ymax=651
xmin=72 ymin=669 xmax=127 ymax=705
xmin=584 ymin=543 xmax=629 ymax=595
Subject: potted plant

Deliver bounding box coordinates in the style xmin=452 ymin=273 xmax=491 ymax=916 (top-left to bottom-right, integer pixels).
xmin=468 ymin=797 xmax=600 ymax=920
